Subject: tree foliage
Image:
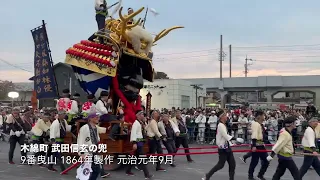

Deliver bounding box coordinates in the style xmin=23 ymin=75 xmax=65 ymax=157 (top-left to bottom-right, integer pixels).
xmin=154 ymin=71 xmax=170 ymax=79
xmin=0 ymin=80 xmax=15 ymax=99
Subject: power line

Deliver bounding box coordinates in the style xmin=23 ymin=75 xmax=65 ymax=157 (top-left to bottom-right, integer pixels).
xmin=155 ymin=44 xmax=320 ymax=57
xmin=254 ymin=59 xmax=320 ymax=64
xmin=0 ymin=58 xmax=33 ymax=72
xmin=232 ymin=44 xmax=320 ymax=48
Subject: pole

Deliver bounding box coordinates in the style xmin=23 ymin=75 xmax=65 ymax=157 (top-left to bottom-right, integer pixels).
xmin=195 ymin=88 xmax=198 ymax=108
xmin=229 ymin=44 xmax=232 ymax=78
xmin=42 ymin=20 xmax=59 ymax=97
xmin=219 ymin=35 xmax=223 ymax=80
xmin=69 ymin=75 xmax=72 ymax=93
xmin=191 ymin=84 xmax=202 ymax=108
xmin=142 ymin=7 xmax=148 ymax=28
xmin=245 ymin=55 xmax=248 ymax=77
xmin=11 ymin=98 xmax=14 ymax=108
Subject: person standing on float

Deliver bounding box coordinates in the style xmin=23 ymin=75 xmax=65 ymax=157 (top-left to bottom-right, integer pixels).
xmin=202 ymin=109 xmax=244 ymax=180
xmin=266 ymin=116 xmax=301 ymax=180
xmin=95 ymin=0 xmax=108 ymax=31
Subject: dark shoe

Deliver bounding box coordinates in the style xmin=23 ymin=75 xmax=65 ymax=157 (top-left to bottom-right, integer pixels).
xmin=145 ymin=175 xmax=154 ymax=179
xmin=135 ymin=166 xmax=142 ymax=171
xmin=8 ymin=161 xmax=15 ymax=164
xmin=126 ymin=172 xmax=135 ymax=176
xmin=187 ymin=159 xmax=194 ymax=163
xmin=239 ymin=157 xmax=246 ymax=163
xmin=38 ymin=164 xmax=46 ymax=168
xmin=248 ymin=177 xmax=256 ymax=180
xmin=202 ymin=174 xmax=209 ymax=180
xmin=257 ymin=175 xmax=266 ymax=180
xmin=48 ymin=167 xmax=58 ymax=172
xmin=101 ymin=172 xmax=111 ymax=178
xmin=156 ymin=168 xmax=166 ymax=172
xmin=170 ymin=164 xmax=176 ymax=167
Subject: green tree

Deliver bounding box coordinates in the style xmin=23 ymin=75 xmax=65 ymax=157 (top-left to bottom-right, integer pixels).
xmin=0 ymin=80 xmax=15 ymax=99
xmin=154 ymin=71 xmax=170 ymax=79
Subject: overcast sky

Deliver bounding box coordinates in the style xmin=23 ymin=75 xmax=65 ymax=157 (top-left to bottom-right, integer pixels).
xmin=1 ymin=0 xmax=320 ymax=82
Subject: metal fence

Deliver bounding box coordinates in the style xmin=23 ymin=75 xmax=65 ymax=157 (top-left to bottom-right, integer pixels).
xmin=186 ymin=124 xmax=306 ymax=146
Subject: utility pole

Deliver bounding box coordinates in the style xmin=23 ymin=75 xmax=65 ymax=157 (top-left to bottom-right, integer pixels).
xmin=229 ymin=44 xmax=232 ymax=78
xmin=191 ymin=84 xmax=203 ymax=108
xmin=244 ymin=56 xmax=253 ymax=102
xmin=219 ymin=35 xmax=223 ymax=80
xmin=244 ymin=55 xmax=253 ymax=77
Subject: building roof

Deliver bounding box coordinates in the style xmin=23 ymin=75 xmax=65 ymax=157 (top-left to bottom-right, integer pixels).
xmin=29 ymin=62 xmax=71 ymax=80
xmin=14 ymin=82 xmax=33 ymax=91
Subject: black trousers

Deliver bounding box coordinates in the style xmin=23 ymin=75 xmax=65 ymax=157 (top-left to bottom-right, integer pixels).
xmin=148 ymin=138 xmax=164 ymax=169
xmin=126 ymin=144 xmax=150 ymax=177
xmin=88 ymin=162 xmax=101 ymax=180
xmin=208 ymin=129 xmax=216 ymax=142
xmin=175 ymin=136 xmax=192 ymax=161
xmin=206 ymin=150 xmax=235 ymax=180
xmin=9 ymin=135 xmax=26 ymax=162
xmin=48 ymin=142 xmax=66 ymax=171
xmin=163 ymin=139 xmax=176 ymax=154
xmin=299 ymin=151 xmax=320 ymax=178
xmin=243 ymin=152 xmax=252 ymax=160
xmin=32 ymin=139 xmax=46 ymax=159
xmin=272 ymin=158 xmax=300 ymax=180
xmin=248 ymin=146 xmax=269 ymax=178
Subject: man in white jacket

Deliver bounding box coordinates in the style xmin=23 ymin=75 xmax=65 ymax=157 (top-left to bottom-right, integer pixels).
xmin=48 ymin=110 xmax=71 ymax=172
xmin=237 ymin=113 xmax=249 ymax=143
xmin=299 ymin=117 xmax=320 ymax=178
xmin=126 ymin=110 xmax=153 ymax=179
xmin=77 ymin=112 xmax=110 ymax=179
xmin=195 ymin=111 xmax=207 ymax=144
xmin=158 ymin=113 xmax=180 ymax=167
xmin=207 ymin=111 xmax=218 ymax=144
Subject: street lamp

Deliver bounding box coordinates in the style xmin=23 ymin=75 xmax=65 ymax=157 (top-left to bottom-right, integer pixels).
xmin=8 ymin=91 xmax=19 ymax=108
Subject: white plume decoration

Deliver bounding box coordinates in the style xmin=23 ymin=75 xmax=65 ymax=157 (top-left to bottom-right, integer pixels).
xmin=149 ymin=8 xmax=159 ymax=16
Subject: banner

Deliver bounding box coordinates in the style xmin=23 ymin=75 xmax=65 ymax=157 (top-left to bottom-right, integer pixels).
xmin=31 ymin=25 xmax=57 ymax=99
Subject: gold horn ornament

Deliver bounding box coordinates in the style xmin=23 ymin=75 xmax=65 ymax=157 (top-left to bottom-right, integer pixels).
xmin=117 ymin=7 xmax=144 ymax=42
xmin=153 ymin=26 xmax=184 ymax=44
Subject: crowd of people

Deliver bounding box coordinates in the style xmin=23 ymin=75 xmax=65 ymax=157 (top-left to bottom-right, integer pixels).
xmin=0 ymin=89 xmax=320 ymax=180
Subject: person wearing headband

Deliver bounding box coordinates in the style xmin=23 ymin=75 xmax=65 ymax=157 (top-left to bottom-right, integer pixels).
xmin=266 ymin=116 xmax=300 ymax=180
xmin=158 ymin=113 xmax=180 ymax=167
xmin=202 ymin=109 xmax=243 ymax=180
xmin=56 ymin=89 xmax=71 ymax=112
xmin=67 ymin=93 xmax=81 ymax=123
xmin=48 ymin=109 xmax=71 ymax=172
xmin=6 ymin=107 xmax=28 ymax=164
xmin=82 ymin=94 xmax=96 ymax=118
xmin=30 ymin=112 xmax=52 ymax=166
xmin=77 ymin=112 xmax=110 ymax=179
xmin=248 ymin=110 xmax=270 ymax=180
xmin=146 ymin=110 xmax=166 ymax=172
xmin=173 ymin=110 xmax=194 ymax=162
xmin=299 ymin=117 xmax=320 ymax=178
xmin=126 ymin=110 xmax=153 ymax=179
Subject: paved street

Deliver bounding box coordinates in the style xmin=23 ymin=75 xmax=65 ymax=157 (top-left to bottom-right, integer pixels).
xmin=0 ymin=141 xmax=318 ymax=180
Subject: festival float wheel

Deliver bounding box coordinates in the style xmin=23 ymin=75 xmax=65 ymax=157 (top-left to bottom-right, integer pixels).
xmin=103 ymin=154 xmax=122 ymax=171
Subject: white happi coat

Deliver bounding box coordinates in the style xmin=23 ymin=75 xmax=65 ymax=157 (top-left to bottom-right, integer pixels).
xmin=77 ymin=124 xmax=106 ymax=155
xmin=49 ymin=119 xmax=71 ymax=139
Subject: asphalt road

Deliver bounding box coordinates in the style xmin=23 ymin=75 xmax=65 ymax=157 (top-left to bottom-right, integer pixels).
xmin=0 ymin=141 xmax=318 ymax=180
